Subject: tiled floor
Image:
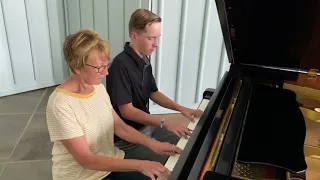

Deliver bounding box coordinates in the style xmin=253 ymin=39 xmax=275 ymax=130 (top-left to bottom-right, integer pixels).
xmin=0 ymin=86 xmax=189 ymax=180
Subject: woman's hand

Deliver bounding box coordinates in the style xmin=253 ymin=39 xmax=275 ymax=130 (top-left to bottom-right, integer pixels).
xmin=148 ymin=140 xmax=182 ymax=156
xmin=138 ymin=160 xmax=168 ymax=180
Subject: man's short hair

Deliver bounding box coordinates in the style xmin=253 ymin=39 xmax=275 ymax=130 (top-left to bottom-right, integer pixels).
xmin=63 ymin=29 xmax=110 ymax=73
xmin=129 ymin=8 xmax=161 ymax=34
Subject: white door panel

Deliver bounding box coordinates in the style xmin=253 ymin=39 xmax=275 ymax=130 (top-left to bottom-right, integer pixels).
xmin=0 ymin=0 xmax=66 ymax=97
xmin=0 ymin=0 xmax=229 ymax=115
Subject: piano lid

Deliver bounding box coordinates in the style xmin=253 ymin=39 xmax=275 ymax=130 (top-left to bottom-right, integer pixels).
xmin=216 ymin=0 xmax=320 ymax=71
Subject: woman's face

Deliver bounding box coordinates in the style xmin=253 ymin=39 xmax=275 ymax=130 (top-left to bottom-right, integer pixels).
xmin=77 ymin=49 xmax=109 ymax=85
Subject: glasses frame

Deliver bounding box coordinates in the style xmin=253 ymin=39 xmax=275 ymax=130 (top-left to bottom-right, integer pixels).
xmin=86 ymin=63 xmax=110 ymax=73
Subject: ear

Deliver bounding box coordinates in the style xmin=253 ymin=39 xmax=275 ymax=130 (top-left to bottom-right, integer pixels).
xmin=73 ymin=68 xmax=81 ymax=75
xmin=130 ymin=31 xmax=137 ymax=40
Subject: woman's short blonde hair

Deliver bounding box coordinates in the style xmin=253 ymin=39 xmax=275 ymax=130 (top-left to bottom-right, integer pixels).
xmin=63 ymin=29 xmax=110 ymax=73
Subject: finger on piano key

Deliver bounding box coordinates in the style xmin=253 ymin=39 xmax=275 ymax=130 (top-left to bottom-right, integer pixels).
xmin=187 ymin=117 xmax=200 ymax=131
xmin=186 ymin=99 xmax=209 ymax=130
xmin=162 ymin=99 xmax=210 ymax=175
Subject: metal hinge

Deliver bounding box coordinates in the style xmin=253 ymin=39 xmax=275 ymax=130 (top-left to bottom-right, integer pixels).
xmin=307 ymin=69 xmax=319 ymax=82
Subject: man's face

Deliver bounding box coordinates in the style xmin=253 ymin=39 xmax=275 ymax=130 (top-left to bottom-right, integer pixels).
xmin=133 ymin=22 xmax=161 ymax=56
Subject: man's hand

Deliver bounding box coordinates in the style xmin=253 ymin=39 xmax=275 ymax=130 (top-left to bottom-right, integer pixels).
xmin=147 ymin=140 xmax=182 ymax=156
xmin=178 ymin=107 xmax=203 ymax=122
xmin=164 ymin=121 xmax=191 ymax=139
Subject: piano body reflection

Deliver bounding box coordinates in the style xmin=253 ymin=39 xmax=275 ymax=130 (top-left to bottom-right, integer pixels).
xmin=162 ymin=0 xmax=320 ymax=179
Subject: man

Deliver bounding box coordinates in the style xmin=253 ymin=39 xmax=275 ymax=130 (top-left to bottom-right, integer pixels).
xmin=106 ymin=9 xmax=200 ymax=164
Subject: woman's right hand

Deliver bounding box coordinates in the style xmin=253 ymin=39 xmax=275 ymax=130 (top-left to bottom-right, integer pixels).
xmin=138 ymin=160 xmax=169 ymax=180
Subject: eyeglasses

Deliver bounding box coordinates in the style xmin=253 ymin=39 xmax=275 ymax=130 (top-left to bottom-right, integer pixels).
xmin=86 ymin=63 xmax=109 ymax=73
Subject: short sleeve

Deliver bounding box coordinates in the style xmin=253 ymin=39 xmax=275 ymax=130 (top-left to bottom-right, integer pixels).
xmin=151 ymin=74 xmax=158 ymax=92
xmin=108 ymin=66 xmax=132 ymax=106
xmin=46 ymin=104 xmax=84 ymax=142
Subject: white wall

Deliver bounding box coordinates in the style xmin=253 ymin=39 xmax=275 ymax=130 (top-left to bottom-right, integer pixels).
xmin=64 ymin=0 xmax=229 ymax=114
xmin=63 ymin=0 xmax=151 ymax=82
xmin=0 ymin=0 xmax=66 ymax=97
xmin=149 ymin=0 xmax=230 ymax=113
xmin=1 ymin=0 xmax=229 ymax=114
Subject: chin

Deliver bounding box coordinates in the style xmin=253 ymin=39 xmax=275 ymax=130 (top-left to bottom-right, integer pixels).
xmin=93 ymin=80 xmax=102 ymax=85
xmin=149 ymin=49 xmax=155 ymax=54
xmin=86 ymin=79 xmax=102 ymax=85
xmin=145 ymin=51 xmax=153 ymax=56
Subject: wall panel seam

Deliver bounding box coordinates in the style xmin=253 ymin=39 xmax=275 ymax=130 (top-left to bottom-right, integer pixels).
xmin=63 ymin=0 xmax=69 ymax=35
xmin=92 ymin=0 xmax=95 ymax=30
xmin=45 ymin=0 xmax=55 ymax=79
xmin=175 ymin=0 xmax=188 ymax=103
xmin=123 ymin=0 xmax=126 ymax=43
xmin=0 ymin=0 xmax=15 ymax=84
xmin=79 ymin=0 xmax=82 ymax=28
xmin=155 ymin=0 xmax=163 ymax=90
xmin=106 ymin=0 xmax=110 ymax=41
xmin=195 ymin=0 xmax=211 ymax=103
xmin=24 ymin=0 xmax=37 ymax=81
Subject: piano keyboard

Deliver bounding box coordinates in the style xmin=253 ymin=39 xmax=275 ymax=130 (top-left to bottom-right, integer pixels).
xmin=164 ymin=99 xmax=210 ymax=172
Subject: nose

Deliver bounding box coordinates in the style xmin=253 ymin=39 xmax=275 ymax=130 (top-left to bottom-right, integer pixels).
xmin=101 ymin=67 xmax=108 ymax=76
xmin=153 ymin=39 xmax=158 ymax=47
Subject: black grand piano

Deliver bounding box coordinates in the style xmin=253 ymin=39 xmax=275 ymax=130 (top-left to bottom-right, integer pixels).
xmin=165 ymin=0 xmax=320 ymax=179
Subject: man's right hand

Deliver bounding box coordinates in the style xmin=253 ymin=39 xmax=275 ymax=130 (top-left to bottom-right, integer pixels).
xmin=138 ymin=160 xmax=168 ymax=180
xmin=164 ymin=121 xmax=191 ymax=139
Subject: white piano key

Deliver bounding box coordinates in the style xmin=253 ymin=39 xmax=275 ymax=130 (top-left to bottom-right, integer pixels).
xmin=187 ymin=117 xmax=200 ymax=131
xmin=187 ymin=99 xmax=210 ymax=130
xmin=163 ymin=99 xmax=210 ymax=173
xmin=199 ymin=99 xmax=209 ymax=111
xmin=176 ymin=136 xmax=188 ymax=149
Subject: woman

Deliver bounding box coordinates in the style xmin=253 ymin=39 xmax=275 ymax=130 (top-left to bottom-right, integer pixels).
xmin=46 ymin=29 xmax=181 ymax=180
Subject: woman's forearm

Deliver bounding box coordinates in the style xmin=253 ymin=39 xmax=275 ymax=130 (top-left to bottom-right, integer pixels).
xmin=81 ymin=154 xmax=140 ymax=172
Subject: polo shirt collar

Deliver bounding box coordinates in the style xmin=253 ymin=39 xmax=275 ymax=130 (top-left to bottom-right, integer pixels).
xmin=123 ymin=42 xmax=146 ymax=68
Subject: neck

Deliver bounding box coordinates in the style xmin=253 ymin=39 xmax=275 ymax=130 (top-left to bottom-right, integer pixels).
xmin=67 ymin=75 xmax=94 ymax=94
xmin=129 ymin=41 xmax=144 ymax=58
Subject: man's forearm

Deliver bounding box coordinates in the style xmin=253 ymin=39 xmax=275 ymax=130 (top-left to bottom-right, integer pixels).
xmin=150 ymin=91 xmax=182 ymax=111
xmin=116 ymin=123 xmax=155 ymax=148
xmin=122 ymin=106 xmax=163 ymax=127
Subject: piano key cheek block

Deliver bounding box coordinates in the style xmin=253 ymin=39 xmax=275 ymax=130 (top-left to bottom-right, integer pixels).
xmin=161 ymin=0 xmax=320 ymax=179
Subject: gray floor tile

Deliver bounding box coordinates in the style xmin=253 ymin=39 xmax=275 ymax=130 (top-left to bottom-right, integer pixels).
xmin=9 ymin=114 xmax=52 ymax=162
xmin=0 ymin=164 xmax=4 ymax=174
xmin=0 ymin=89 xmax=45 ymax=114
xmin=0 ymin=114 xmax=30 ymax=160
xmin=0 ymin=160 xmax=52 ymax=180
xmin=36 ymin=86 xmax=57 ymax=114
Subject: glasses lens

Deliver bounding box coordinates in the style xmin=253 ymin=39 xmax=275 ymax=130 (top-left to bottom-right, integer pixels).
xmin=98 ymin=65 xmax=107 ymax=73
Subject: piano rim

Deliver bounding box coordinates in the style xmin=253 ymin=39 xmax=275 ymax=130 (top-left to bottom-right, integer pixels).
xmin=167 ymin=72 xmax=232 ymax=180
xmin=186 ymin=77 xmax=242 ymax=180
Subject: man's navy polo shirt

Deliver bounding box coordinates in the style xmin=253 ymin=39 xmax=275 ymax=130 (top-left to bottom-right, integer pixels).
xmin=106 ymin=42 xmax=158 ymax=141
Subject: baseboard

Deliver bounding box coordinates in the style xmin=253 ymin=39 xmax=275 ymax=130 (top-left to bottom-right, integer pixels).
xmin=0 ymin=81 xmax=59 ymax=97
